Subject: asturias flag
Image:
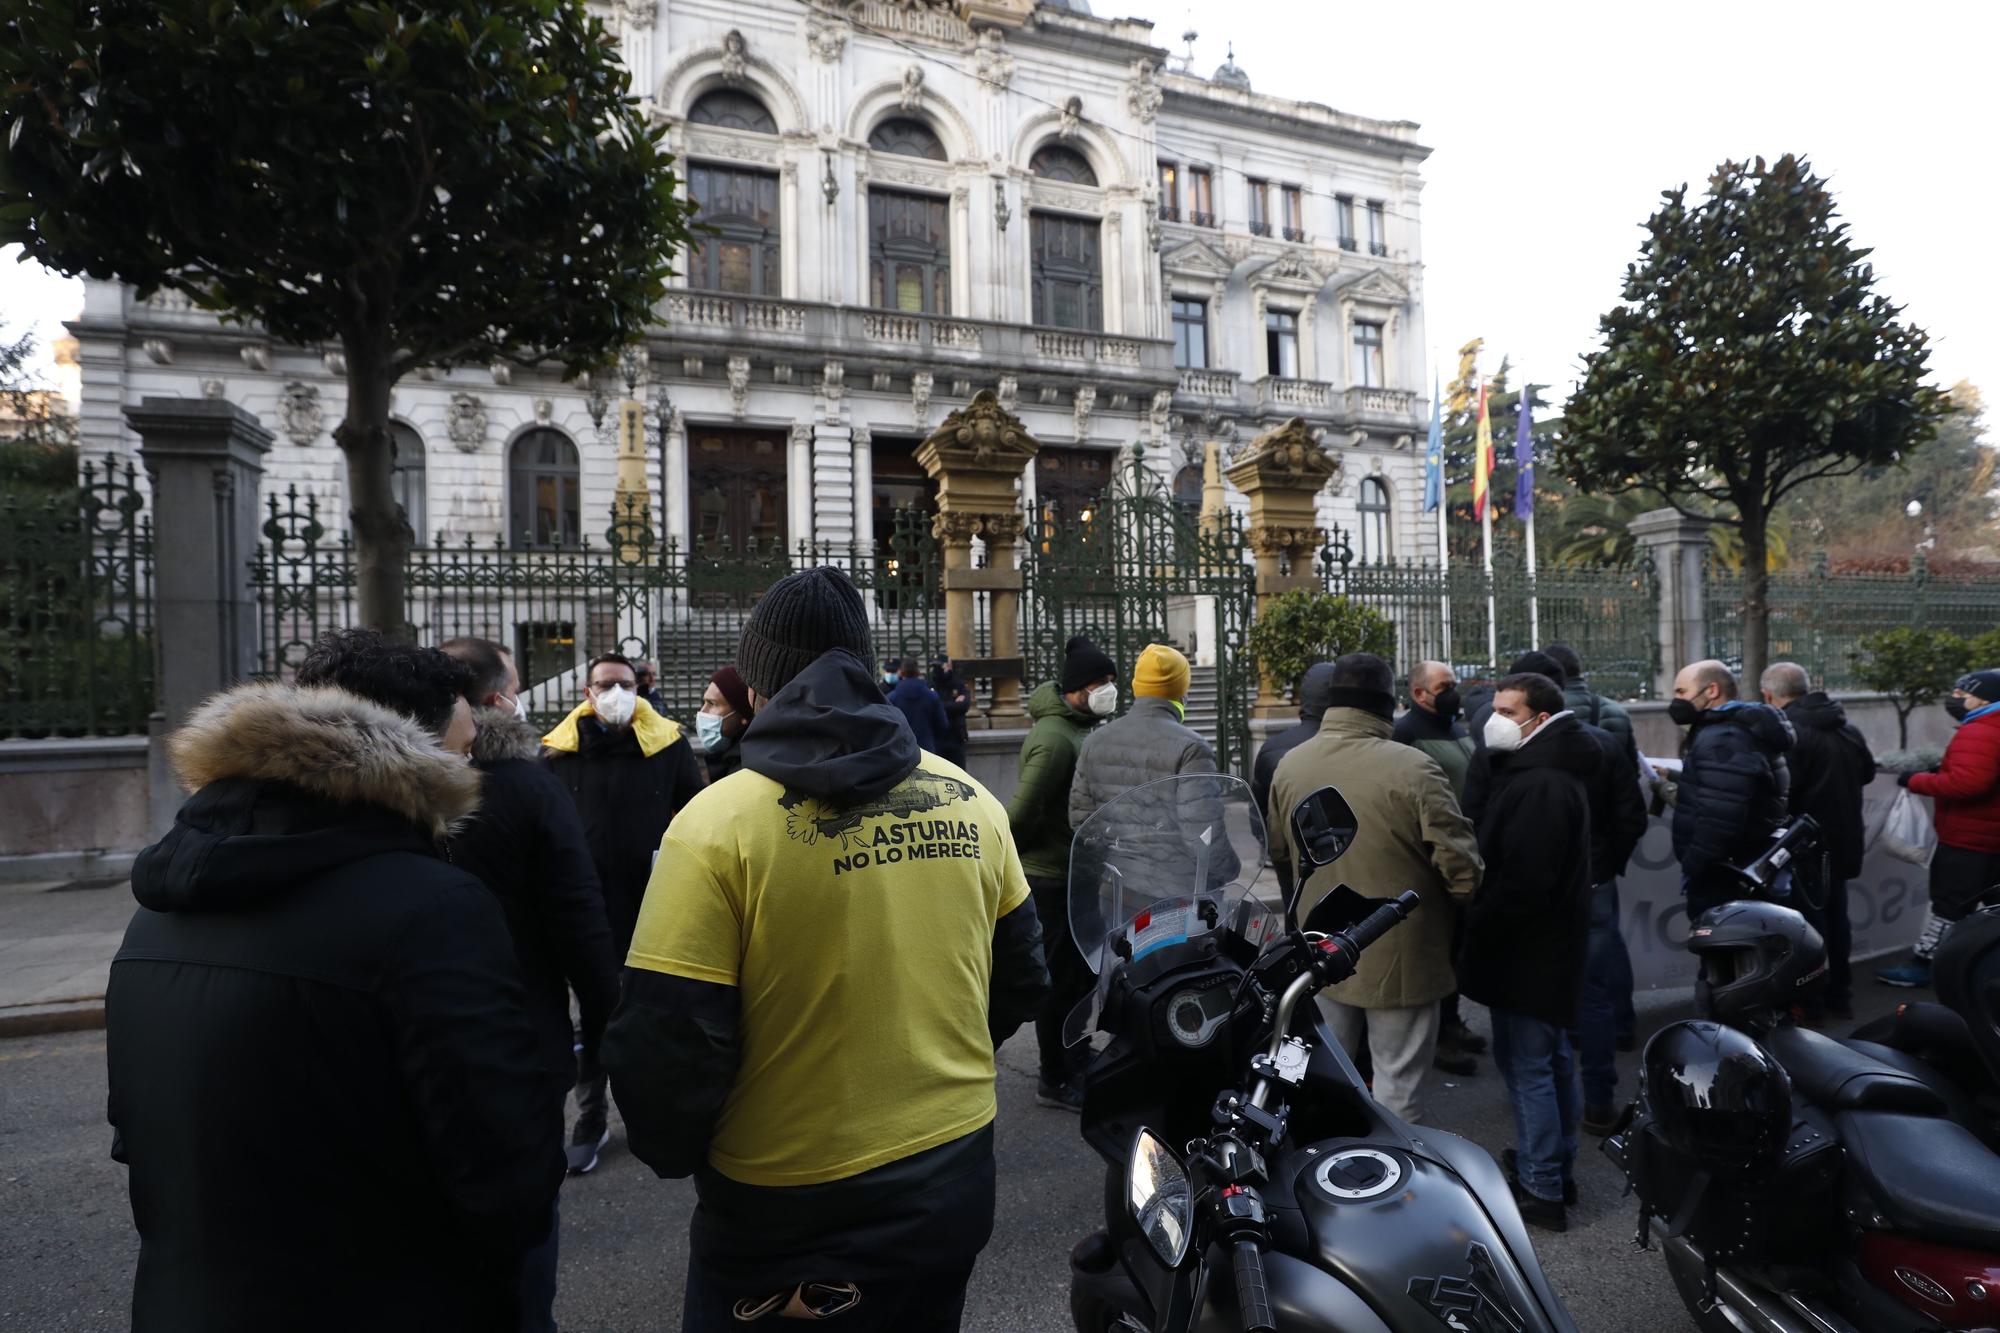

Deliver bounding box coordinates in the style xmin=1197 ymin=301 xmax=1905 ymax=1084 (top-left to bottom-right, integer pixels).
xmin=1472 ymin=381 xmax=1493 ymax=521
xmin=1514 ymin=386 xmax=1535 ymax=518
xmin=1423 ymin=372 xmax=1444 ymax=513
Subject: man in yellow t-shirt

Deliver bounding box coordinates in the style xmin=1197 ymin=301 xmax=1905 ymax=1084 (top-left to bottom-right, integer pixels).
xmin=602 ymin=567 xmax=1048 ymax=1332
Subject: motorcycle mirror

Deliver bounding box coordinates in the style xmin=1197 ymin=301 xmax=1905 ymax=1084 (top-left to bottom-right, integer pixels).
xmin=1290 ymin=786 xmax=1357 ymax=872
xmin=1127 ymin=1128 xmax=1193 ymax=1269
xmin=1302 ymin=883 xmax=1378 ymax=937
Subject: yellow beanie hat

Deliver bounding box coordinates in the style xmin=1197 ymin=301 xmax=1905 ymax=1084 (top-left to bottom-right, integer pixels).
xmin=1132 ymin=643 xmax=1191 ymax=700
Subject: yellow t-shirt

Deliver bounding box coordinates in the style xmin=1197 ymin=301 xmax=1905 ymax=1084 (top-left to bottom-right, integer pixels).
xmin=625 ymin=752 xmax=1033 ymax=1188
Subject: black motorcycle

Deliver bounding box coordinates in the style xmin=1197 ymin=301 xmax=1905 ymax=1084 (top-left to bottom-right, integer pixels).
xmin=1063 ymin=774 xmax=1578 ymax=1333
xmin=1607 ymin=898 xmax=2000 ymax=1332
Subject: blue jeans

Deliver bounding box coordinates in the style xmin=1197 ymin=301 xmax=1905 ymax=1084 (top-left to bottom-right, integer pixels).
xmin=1577 ymin=881 xmax=1629 ymax=1112
xmin=518 ymin=1196 xmax=558 ymax=1333
xmin=1490 ymin=1009 xmax=1580 ymax=1204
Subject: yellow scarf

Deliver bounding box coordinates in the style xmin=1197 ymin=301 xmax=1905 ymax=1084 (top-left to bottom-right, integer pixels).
xmin=541 ymin=696 xmax=682 ymax=758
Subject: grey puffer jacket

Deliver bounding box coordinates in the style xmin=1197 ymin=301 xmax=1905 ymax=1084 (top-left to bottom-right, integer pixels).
xmin=1069 ymin=696 xmax=1218 ymax=831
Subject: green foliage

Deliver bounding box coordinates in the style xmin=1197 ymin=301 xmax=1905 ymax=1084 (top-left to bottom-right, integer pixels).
xmin=1247 ymin=589 xmax=1395 ymax=694
xmin=0 ymin=0 xmax=697 ymax=628
xmin=0 ymin=325 xmax=78 ymax=481
xmin=1853 ymin=627 xmax=1973 ymax=748
xmin=1559 ymin=154 xmax=1951 ymax=687
xmin=1965 ymin=625 xmax=2000 ymax=672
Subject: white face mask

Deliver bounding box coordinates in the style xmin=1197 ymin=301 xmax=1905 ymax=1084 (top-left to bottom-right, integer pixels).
xmin=593 ymin=684 xmax=637 ymax=727
xmin=695 ymin=711 xmax=726 ymax=750
xmin=504 ymin=693 xmax=529 ymax=724
xmin=1483 ymin=711 xmax=1527 ymax=752
xmin=1087 ymin=683 xmax=1119 ymax=717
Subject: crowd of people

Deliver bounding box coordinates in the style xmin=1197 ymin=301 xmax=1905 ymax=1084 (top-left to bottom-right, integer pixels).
xmin=97 ymin=560 xmax=2000 ymax=1327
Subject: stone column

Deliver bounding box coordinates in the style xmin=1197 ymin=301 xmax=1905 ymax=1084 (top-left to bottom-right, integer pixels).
xmin=916 ymin=389 xmax=1040 ymax=729
xmin=1629 ymin=509 xmax=1712 ymax=698
xmin=1224 ymin=417 xmax=1340 ymax=719
xmin=787 ymin=422 xmax=815 ymax=551
xmin=851 ymin=425 xmax=875 ymax=554
xmin=129 ymin=398 xmax=273 ymax=831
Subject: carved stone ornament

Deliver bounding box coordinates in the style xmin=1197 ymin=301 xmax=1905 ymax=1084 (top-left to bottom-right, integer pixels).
xmin=917 ymin=388 xmax=1040 ymax=470
xmin=982 ymin=510 xmax=1027 ymax=544
xmin=201 ymin=378 xmax=225 ymax=400
xmin=911 ymin=371 xmax=935 ymax=428
xmin=1247 ymin=523 xmax=1326 ymax=556
xmin=1125 ymin=59 xmax=1163 ymax=123
xmin=446 ymin=392 xmax=487 ymax=453
xmin=720 ymin=29 xmax=749 ymax=84
xmin=997 ymin=375 xmax=1019 ymax=413
xmin=822 ymin=359 xmax=845 ymax=405
xmin=1072 ymin=385 xmax=1096 ymax=441
xmin=534 ymin=397 xmax=555 ymax=425
xmin=899 ymin=63 xmax=925 ymax=112
xmin=1058 ymin=95 xmax=1083 ymax=141
xmin=1149 ymin=389 xmax=1173 ymax=432
xmin=1234 ymin=416 xmax=1339 ymax=483
xmin=240 ymin=344 xmax=271 ymax=373
xmin=489 ymin=360 xmax=513 ymax=386
xmin=931 ymin=510 xmax=988 ymax=544
xmin=279 ymin=380 xmax=323 ymax=446
xmin=971 ymin=28 xmax=1014 ymax=89
xmin=322 ymin=350 xmax=346 ymax=376
xmin=727 ymin=355 xmax=752 ymax=416
xmin=618 ymin=0 xmax=655 ymax=28
xmin=807 ymin=15 xmax=847 ymax=62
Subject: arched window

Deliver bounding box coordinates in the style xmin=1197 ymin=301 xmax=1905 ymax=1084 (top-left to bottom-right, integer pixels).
xmin=869 ymin=191 xmax=951 ymax=314
xmin=868 ymin=117 xmax=947 ymax=161
xmin=687 ymin=162 xmax=781 ymax=295
xmin=509 ymin=429 xmax=581 ymax=549
xmin=688 ymin=89 xmax=777 ymax=134
xmin=1172 ymin=463 xmax=1203 ymax=517
xmin=390 ymin=422 xmax=427 ymax=543
xmin=1357 ymin=476 xmax=1392 ymax=563
xmin=1030 ymin=143 xmax=1098 ymax=186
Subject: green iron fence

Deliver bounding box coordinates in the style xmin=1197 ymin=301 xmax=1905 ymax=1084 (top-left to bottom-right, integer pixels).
xmin=0 ymin=455 xmax=155 ymax=738
xmin=253 ymin=489 xmax=948 ymax=729
xmin=1319 ymin=535 xmax=1660 ymax=700
xmin=1704 ymin=553 xmax=2000 ymax=691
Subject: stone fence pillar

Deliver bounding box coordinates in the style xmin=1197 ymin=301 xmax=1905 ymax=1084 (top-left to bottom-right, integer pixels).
xmin=917 ymin=390 xmax=1040 ymax=730
xmin=1629 ymin=508 xmax=1711 ymax=698
xmin=1224 ymin=417 xmax=1340 ymax=719
xmin=130 ymin=398 xmax=272 ymax=830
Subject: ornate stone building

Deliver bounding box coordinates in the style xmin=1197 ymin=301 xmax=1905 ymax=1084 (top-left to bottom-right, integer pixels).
xmin=71 ymin=0 xmax=1431 ymax=569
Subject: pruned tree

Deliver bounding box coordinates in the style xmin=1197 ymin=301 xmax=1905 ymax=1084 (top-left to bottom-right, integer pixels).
xmin=1558 ymin=154 xmax=1949 ymax=687
xmin=0 ymin=0 xmax=696 ymax=631
xmin=1854 ymin=627 xmax=1972 ymax=750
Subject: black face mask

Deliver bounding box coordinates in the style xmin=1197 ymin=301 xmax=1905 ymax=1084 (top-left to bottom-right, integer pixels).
xmin=1431 ymin=685 xmax=1461 ymax=718
xmin=1668 ymin=697 xmax=1701 ymax=727
xmin=1946 ymin=696 xmax=1971 ymax=722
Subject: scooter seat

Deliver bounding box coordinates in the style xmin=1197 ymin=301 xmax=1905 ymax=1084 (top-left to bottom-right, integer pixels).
xmin=1763 ymin=1024 xmax=1946 ymax=1115
xmin=1836 ymin=1110 xmax=2000 ymax=1251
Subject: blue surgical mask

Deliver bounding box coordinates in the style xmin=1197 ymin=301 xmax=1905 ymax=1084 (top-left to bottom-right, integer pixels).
xmin=696 ymin=712 xmax=725 ymax=750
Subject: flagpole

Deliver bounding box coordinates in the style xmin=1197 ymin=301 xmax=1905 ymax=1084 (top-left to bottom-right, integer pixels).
xmin=1432 ymin=357 xmax=1451 ymax=665
xmin=1480 ymin=378 xmax=1496 ymax=671
xmin=1522 ymin=380 xmax=1540 ymax=646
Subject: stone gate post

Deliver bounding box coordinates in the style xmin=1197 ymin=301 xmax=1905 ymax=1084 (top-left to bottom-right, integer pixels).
xmin=1629 ymin=508 xmax=1711 ymax=697
xmin=916 ymin=390 xmax=1040 ymax=730
xmin=129 ymin=398 xmax=272 ymax=830
xmin=1224 ymin=418 xmax=1339 ymax=720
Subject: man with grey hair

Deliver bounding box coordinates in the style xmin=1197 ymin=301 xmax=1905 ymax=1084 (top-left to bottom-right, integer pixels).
xmin=1762 ymin=661 xmax=1874 ymax=1015
xmin=1668 ymin=659 xmax=1793 ymax=919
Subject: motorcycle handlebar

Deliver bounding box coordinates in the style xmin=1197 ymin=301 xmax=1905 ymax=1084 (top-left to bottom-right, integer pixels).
xmin=1231 ymin=1240 xmax=1277 ymax=1333
xmin=1339 ymin=889 xmax=1422 ymax=954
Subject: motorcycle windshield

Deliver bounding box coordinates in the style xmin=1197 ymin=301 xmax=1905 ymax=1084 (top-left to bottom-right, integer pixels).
xmin=1068 ymin=774 xmax=1276 ymax=977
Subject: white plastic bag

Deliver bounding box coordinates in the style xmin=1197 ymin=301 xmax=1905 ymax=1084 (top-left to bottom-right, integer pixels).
xmin=1879 ymin=787 xmax=1938 ymax=867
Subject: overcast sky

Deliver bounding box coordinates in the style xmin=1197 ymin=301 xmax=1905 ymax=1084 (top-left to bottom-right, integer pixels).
xmin=5 ymin=0 xmax=1994 ymax=427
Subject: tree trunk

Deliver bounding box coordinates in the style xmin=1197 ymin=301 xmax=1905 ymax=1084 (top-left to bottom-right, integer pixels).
xmin=1740 ymin=507 xmax=1770 ymax=694
xmin=337 ymin=335 xmax=411 ymax=636
xmin=1896 ymin=703 xmax=1912 ymax=751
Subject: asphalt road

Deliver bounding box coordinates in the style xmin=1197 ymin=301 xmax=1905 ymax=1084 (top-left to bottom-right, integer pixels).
xmin=0 ymin=982 xmax=1911 ymax=1332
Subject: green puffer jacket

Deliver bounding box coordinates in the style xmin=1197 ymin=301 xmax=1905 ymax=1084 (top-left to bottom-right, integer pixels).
xmin=1006 ymin=681 xmax=1099 ymax=880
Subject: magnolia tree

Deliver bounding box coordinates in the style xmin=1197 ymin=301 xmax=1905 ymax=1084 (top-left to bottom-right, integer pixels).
xmin=1559 ymin=155 xmax=1948 ymax=687
xmin=1 ymin=0 xmax=696 ymax=631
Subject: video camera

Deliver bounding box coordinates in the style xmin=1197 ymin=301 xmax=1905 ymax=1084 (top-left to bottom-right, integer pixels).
xmin=1730 ymin=814 xmax=1823 ymax=896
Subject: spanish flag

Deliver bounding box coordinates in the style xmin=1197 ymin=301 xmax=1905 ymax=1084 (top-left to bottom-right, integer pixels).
xmin=1472 ymin=380 xmax=1494 ymax=521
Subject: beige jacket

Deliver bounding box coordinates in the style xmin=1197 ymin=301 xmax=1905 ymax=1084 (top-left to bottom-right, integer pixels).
xmin=1269 ymin=708 xmax=1483 ymax=1010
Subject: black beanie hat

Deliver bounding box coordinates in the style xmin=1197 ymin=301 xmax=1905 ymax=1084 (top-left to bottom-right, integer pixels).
xmin=738 ymin=566 xmax=875 ymax=699
xmin=1509 ymin=650 xmax=1566 ymax=687
xmin=1957 ymin=669 xmax=2000 ymax=704
xmin=1060 ymin=635 xmax=1117 ymax=693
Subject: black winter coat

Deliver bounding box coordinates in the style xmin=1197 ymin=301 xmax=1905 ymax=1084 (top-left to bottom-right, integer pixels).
xmin=1462 ymin=714 xmax=1641 ymax=883
xmin=1251 ymin=662 xmax=1338 ymax=827
xmin=543 ymin=718 xmax=702 ymax=952
xmin=1673 ymin=702 xmax=1794 ymax=893
xmin=108 ymin=684 xmax=563 ymax=1332
xmin=1783 ymin=693 xmax=1877 ymax=880
xmin=451 ymin=707 xmax=620 ymax=1094
xmin=1459 ymin=715 xmax=1599 ymax=1029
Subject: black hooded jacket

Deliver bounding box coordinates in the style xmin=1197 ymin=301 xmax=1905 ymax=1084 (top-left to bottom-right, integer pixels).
xmin=1458 ymin=715 xmax=1600 ymax=1029
xmin=1251 ymin=662 xmax=1338 ymax=825
xmin=1673 ymin=702 xmax=1795 ymax=890
xmin=1783 ymin=692 xmax=1877 ymax=880
xmin=450 ymin=707 xmax=620 ymax=1094
xmin=601 ymin=649 xmax=1048 ymax=1285
xmin=108 ymin=685 xmax=563 ymax=1332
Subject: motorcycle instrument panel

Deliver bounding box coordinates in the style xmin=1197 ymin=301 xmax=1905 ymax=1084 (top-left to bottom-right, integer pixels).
xmin=1162 ymin=977 xmax=1235 ymax=1049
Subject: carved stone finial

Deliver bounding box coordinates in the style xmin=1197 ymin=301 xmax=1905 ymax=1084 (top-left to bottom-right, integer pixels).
xmin=1226 ymin=416 xmax=1340 ymax=487
xmin=916 ymin=388 xmax=1041 ymax=473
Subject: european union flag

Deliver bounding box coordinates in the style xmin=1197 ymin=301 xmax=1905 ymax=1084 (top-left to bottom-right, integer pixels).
xmin=1422 ymin=373 xmax=1444 ymax=513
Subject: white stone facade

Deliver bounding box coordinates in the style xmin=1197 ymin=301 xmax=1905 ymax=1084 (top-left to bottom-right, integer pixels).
xmin=71 ymin=0 xmax=1432 ymax=563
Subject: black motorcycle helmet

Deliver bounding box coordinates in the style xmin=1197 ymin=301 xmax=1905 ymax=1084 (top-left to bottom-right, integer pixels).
xmin=1688 ymin=900 xmax=1827 ymax=1031
xmin=1642 ymin=1020 xmax=1793 ymax=1170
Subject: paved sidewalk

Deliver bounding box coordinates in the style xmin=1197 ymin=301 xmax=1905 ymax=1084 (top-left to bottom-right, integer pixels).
xmin=0 ymin=878 xmax=133 ymax=1037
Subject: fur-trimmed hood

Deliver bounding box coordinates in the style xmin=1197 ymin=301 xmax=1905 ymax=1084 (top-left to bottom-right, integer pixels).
xmin=469 ymin=706 xmax=545 ymax=765
xmin=168 ymin=682 xmax=481 ymax=839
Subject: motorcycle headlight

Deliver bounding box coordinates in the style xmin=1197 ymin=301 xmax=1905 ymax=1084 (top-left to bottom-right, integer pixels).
xmin=1127 ymin=1128 xmax=1193 ymax=1267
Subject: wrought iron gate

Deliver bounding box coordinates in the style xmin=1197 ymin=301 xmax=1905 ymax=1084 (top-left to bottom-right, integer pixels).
xmin=1021 ymin=448 xmax=1258 ymax=775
